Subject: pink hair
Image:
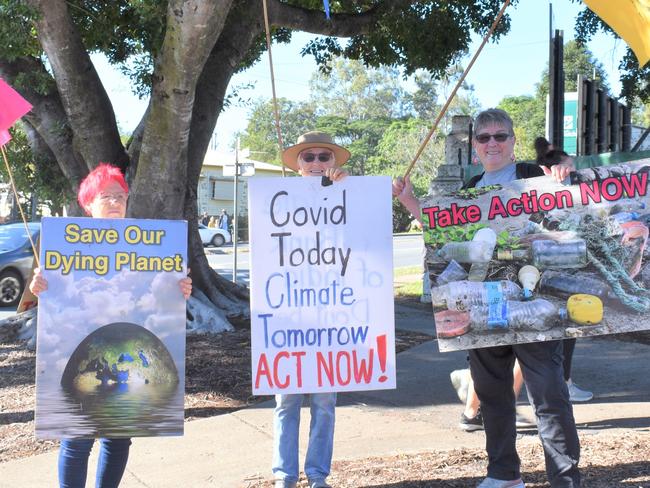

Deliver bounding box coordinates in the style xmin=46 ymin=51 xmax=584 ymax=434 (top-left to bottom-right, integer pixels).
xmin=77 ymin=163 xmax=128 ymax=214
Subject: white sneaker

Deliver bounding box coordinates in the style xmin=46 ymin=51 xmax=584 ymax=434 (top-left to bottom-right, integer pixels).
xmin=477 ymin=477 xmax=525 ymax=488
xmin=567 ymin=380 xmax=593 ymax=402
xmin=274 ymin=480 xmax=297 ymax=488
xmin=515 ymin=412 xmax=536 ymax=429
xmin=450 ymin=368 xmax=471 ymax=404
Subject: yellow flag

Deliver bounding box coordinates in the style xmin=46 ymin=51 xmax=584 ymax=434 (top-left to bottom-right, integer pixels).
xmin=582 ymin=0 xmax=650 ymax=67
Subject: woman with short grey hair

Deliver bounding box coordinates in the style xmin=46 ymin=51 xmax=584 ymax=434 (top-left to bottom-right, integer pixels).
xmin=393 ymin=108 xmax=581 ymax=488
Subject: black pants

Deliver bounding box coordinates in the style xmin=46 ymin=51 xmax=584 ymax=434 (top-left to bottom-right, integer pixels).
xmin=469 ymin=340 xmax=580 ymax=487
xmin=563 ymin=339 xmax=576 ymax=381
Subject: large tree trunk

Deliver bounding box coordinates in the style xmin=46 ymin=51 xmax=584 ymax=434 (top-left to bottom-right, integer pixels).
xmin=182 ymin=1 xmax=263 ymax=330
xmin=0 ymin=0 xmax=403 ymax=345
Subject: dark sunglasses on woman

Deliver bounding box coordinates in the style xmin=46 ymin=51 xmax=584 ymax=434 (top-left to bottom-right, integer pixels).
xmin=475 ymin=133 xmax=510 ymax=144
xmin=300 ymin=152 xmax=333 ymax=163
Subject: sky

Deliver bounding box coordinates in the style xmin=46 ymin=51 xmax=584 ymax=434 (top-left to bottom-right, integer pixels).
xmin=93 ymin=1 xmax=629 ymax=153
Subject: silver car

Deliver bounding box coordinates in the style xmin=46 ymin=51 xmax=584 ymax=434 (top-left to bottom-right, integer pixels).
xmin=197 ymin=224 xmax=231 ymax=247
xmin=0 ymin=222 xmax=40 ymax=307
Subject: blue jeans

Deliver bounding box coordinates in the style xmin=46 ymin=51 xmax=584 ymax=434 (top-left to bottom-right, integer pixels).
xmin=272 ymin=393 xmax=336 ymax=482
xmin=58 ymin=438 xmax=131 ymax=488
xmin=469 ymin=341 xmax=580 ymax=487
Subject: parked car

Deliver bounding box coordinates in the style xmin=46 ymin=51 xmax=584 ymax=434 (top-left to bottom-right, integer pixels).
xmin=0 ymin=222 xmax=40 ymax=307
xmin=198 ymin=224 xmax=231 ymax=247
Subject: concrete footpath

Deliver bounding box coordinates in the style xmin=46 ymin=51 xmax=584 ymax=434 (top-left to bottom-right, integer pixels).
xmin=2 ymin=303 xmax=650 ymax=487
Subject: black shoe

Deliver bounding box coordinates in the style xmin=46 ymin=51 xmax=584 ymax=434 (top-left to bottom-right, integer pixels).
xmin=459 ymin=409 xmax=484 ymax=432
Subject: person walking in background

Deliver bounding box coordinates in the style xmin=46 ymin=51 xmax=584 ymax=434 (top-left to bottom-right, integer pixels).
xmin=218 ymin=209 xmax=229 ymax=232
xmin=207 ymin=215 xmax=217 ymax=228
xmin=451 ymin=361 xmax=535 ymax=432
xmin=200 ymin=211 xmax=209 ymax=226
xmin=394 ymin=109 xmax=581 ymax=488
xmin=271 ymin=131 xmax=349 ymax=488
xmin=29 ymin=164 xmax=192 ymax=488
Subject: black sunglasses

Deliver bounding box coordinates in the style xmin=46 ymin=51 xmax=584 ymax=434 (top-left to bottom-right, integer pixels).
xmin=300 ymin=151 xmax=333 ymax=163
xmin=475 ymin=133 xmax=511 ymax=144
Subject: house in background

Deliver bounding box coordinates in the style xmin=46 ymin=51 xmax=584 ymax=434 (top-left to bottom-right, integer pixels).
xmin=197 ymin=150 xmax=291 ymax=219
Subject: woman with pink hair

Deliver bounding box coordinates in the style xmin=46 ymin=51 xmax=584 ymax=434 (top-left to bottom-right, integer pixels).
xmin=30 ymin=163 xmax=192 ymax=488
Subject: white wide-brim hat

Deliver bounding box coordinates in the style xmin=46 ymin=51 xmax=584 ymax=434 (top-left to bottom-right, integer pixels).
xmin=281 ymin=131 xmax=351 ymax=172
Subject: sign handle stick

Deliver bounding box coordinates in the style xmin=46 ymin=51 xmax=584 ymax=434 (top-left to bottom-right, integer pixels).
xmin=0 ymin=144 xmax=40 ymax=267
xmin=403 ymin=0 xmax=512 ymax=179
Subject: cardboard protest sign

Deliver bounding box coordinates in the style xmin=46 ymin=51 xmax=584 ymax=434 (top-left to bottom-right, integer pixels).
xmin=422 ymin=160 xmax=650 ymax=352
xmin=35 ymin=217 xmax=187 ymax=439
xmin=249 ymin=176 xmax=395 ymax=395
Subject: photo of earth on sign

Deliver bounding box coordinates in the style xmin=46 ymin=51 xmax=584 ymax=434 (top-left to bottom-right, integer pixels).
xmin=62 ymin=322 xmax=178 ymax=390
xmin=36 ymin=322 xmax=183 ymax=438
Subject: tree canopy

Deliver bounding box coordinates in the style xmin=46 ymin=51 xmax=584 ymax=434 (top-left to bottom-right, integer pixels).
xmin=239 ymin=56 xmax=482 ymax=234
xmin=0 ymin=0 xmax=517 ymax=328
xmin=537 ymin=40 xmax=610 ymax=97
xmin=572 ymin=0 xmax=650 ymax=102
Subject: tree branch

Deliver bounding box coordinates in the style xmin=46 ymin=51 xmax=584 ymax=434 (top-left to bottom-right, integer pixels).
xmin=26 ymin=0 xmax=128 ymax=169
xmin=130 ymin=0 xmax=234 ymax=219
xmin=266 ymin=0 xmax=397 ymax=36
xmin=188 ymin=0 xmax=264 ymax=179
xmin=0 ymin=56 xmax=88 ymax=197
xmin=182 ymin=1 xmax=262 ymax=314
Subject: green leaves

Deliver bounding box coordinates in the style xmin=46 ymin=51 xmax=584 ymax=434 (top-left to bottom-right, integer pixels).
xmin=423 ymin=222 xmax=487 ymax=248
xmin=0 ymin=0 xmax=41 ymax=60
xmin=496 ymin=230 xmax=521 ymax=250
xmin=305 ymin=1 xmax=515 ymax=78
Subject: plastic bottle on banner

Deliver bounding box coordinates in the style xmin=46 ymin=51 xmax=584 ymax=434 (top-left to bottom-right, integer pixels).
xmin=515 ymin=219 xmax=545 ymax=236
xmin=542 ymin=213 xmax=581 ymax=232
xmin=531 ymin=239 xmax=588 ymax=269
xmin=496 ymin=248 xmax=530 ymax=261
xmin=467 ymin=228 xmax=497 ymax=281
xmin=518 ymin=265 xmax=540 ymax=299
xmin=609 ymin=212 xmax=640 ymax=224
xmin=469 ymin=298 xmax=566 ymax=331
xmin=431 ymin=280 xmax=522 ymax=311
xmin=539 ymin=270 xmax=615 ymax=301
xmin=437 ymin=236 xmax=495 ymax=264
xmin=497 ymin=233 xmax=583 ymax=262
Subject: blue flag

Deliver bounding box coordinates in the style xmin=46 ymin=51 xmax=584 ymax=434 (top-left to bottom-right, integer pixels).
xmin=323 ymin=0 xmax=330 ymax=19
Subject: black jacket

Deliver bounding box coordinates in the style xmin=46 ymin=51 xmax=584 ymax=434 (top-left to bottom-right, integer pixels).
xmin=463 ymin=163 xmax=545 ymax=189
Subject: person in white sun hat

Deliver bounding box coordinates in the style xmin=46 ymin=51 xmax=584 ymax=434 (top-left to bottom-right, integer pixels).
xmin=272 ymin=131 xmax=349 ymax=488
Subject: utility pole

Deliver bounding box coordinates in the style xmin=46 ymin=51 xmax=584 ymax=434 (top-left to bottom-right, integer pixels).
xmin=229 ymin=141 xmax=254 ymax=283
xmin=232 ymin=138 xmax=240 ymax=283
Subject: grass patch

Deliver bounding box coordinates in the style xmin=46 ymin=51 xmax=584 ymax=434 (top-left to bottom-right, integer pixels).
xmin=394 ymin=266 xmax=422 ymax=277
xmin=394 ymin=266 xmax=423 ymax=300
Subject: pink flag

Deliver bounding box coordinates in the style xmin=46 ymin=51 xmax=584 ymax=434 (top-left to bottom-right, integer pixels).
xmin=0 ymin=77 xmax=32 ymax=147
